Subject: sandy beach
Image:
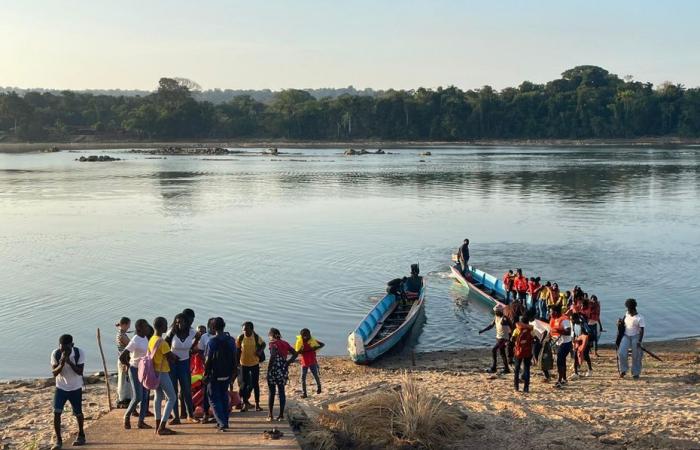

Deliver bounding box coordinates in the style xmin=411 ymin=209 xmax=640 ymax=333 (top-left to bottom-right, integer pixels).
xmin=2 ymin=338 xmax=698 ymax=449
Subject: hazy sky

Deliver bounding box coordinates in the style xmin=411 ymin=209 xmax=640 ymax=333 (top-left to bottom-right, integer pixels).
xmin=2 ymin=0 xmax=699 ymax=91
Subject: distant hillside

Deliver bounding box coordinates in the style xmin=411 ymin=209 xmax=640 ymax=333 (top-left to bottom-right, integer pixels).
xmin=0 ymin=86 xmax=382 ymax=104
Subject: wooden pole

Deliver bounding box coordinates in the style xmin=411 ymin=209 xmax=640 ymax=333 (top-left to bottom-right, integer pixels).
xmin=96 ymin=328 xmax=113 ymax=411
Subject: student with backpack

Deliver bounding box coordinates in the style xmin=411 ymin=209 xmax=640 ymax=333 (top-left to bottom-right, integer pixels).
xmin=237 ymin=321 xmax=266 ymax=412
xmin=511 ymin=316 xmax=534 ymax=393
xmin=119 ymin=319 xmax=152 ymax=430
xmin=204 ymin=317 xmax=237 ymax=431
xmin=146 ymin=317 xmax=178 ymax=436
xmin=50 ymin=334 xmax=86 ymax=450
xmin=295 ymin=328 xmax=325 ymax=398
xmin=266 ymin=328 xmax=298 ymax=421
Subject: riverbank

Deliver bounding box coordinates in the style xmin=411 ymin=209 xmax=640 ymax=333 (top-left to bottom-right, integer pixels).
xmin=1 ymin=338 xmax=698 ymax=449
xmin=2 ymin=137 xmax=700 ymax=153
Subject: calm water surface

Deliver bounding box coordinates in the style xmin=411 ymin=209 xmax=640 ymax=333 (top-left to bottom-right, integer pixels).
xmin=1 ymin=147 xmax=698 ymax=379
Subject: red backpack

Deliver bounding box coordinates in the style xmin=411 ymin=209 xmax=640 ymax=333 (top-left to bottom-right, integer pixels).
xmin=514 ymin=327 xmax=533 ymax=359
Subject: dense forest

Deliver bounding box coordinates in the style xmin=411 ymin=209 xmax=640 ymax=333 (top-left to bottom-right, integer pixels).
xmin=1 ymin=66 xmax=699 ymax=141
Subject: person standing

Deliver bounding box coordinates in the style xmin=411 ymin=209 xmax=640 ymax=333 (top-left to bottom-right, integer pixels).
xmin=119 ymin=319 xmax=152 ymax=430
xmin=204 ymin=317 xmax=237 ymax=431
xmin=587 ymin=295 xmax=604 ymax=356
xmin=618 ymin=298 xmax=645 ymax=379
xmin=513 ymin=269 xmax=528 ymax=303
xmin=502 ymin=270 xmax=514 ymax=304
xmin=457 ymin=239 xmax=470 ymax=275
xmin=549 ymin=305 xmax=572 ymax=389
xmin=167 ymin=313 xmax=198 ymax=424
xmin=295 ymin=328 xmax=325 ymax=398
xmin=196 ymin=318 xmax=215 ymax=423
xmin=50 ymin=334 xmax=86 ymax=450
xmin=115 ymin=317 xmax=132 ymax=408
xmin=266 ymin=328 xmax=298 ymax=421
xmin=511 ymin=316 xmax=534 ymax=393
xmin=237 ymin=321 xmax=266 ymax=411
xmin=479 ymin=306 xmax=511 ymax=374
xmin=150 ymin=317 xmax=178 ymax=436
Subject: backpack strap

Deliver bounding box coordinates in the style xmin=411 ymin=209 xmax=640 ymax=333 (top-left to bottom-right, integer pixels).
xmin=148 ymin=338 xmax=163 ymax=359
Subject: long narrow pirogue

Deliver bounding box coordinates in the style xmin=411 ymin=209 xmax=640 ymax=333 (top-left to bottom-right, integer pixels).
xmin=348 ymin=278 xmax=426 ymax=364
xmin=450 ymin=262 xmax=549 ymax=333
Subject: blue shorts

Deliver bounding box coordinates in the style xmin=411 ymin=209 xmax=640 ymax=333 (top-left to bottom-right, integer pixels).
xmin=53 ymin=388 xmax=83 ymax=416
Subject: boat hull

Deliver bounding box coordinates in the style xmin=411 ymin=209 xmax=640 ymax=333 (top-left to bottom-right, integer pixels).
xmin=348 ymin=282 xmax=426 ymax=364
xmin=450 ymin=264 xmax=549 ymax=333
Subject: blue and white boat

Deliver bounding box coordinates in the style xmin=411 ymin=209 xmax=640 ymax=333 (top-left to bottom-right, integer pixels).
xmin=450 ymin=262 xmax=549 ymax=333
xmin=348 ymin=278 xmax=426 ymax=364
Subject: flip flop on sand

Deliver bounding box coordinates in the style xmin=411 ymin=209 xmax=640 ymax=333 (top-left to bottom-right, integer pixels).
xmin=263 ymin=429 xmax=284 ymax=440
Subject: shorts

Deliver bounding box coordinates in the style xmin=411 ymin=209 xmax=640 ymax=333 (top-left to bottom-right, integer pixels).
xmin=53 ymin=388 xmax=83 ymax=416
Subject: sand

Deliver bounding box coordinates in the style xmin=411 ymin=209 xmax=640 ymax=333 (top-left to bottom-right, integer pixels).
xmin=1 ymin=338 xmax=698 ymax=449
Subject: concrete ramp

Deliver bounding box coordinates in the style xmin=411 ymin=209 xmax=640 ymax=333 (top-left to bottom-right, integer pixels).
xmin=83 ymin=409 xmax=300 ymax=449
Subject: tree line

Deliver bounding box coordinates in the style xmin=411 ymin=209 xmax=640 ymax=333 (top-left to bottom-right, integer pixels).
xmin=1 ymin=65 xmax=699 ymax=141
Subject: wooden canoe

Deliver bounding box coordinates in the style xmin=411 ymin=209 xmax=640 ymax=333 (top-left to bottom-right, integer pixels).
xmin=348 ymin=279 xmax=426 ymax=364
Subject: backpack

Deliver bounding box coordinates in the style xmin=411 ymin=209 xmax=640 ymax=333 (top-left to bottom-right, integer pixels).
xmin=514 ymin=328 xmax=533 ymax=359
xmin=210 ymin=335 xmax=236 ymax=379
xmin=53 ymin=347 xmax=84 ymax=389
xmin=138 ymin=338 xmax=162 ymax=390
xmin=237 ymin=333 xmax=265 ymax=363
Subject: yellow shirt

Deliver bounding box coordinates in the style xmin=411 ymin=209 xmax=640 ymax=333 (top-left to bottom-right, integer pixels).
xmin=148 ymin=336 xmax=171 ymax=373
xmin=238 ymin=334 xmax=264 ymax=367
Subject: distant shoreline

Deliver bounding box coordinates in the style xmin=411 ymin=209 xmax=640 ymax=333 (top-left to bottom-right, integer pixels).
xmin=2 ymin=137 xmax=700 ymax=153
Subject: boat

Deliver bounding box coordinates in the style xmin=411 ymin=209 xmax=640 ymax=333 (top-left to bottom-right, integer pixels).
xmin=450 ymin=261 xmax=549 ymax=334
xmin=348 ymin=277 xmax=426 ymax=364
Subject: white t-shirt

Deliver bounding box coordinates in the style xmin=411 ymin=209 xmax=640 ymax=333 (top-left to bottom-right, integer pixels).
xmin=557 ymin=319 xmax=572 ymax=344
xmin=170 ymin=328 xmax=196 ymax=360
xmin=495 ymin=317 xmax=511 ymax=340
xmin=198 ymin=332 xmax=212 ymax=352
xmin=51 ymin=347 xmax=85 ymax=391
xmin=124 ymin=335 xmax=149 ymax=367
xmin=624 ymin=313 xmax=645 ymax=336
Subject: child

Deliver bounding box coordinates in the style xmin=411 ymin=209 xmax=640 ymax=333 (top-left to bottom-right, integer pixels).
xmin=295 ymin=329 xmax=324 ymax=398
xmin=51 ymin=334 xmax=86 ymax=449
xmin=478 ymin=306 xmax=512 ymax=374
xmin=266 ymin=328 xmax=297 ymax=421
xmin=115 ymin=317 xmax=131 ymax=408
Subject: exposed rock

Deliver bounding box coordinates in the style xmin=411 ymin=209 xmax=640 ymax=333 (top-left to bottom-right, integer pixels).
xmin=129 ymin=147 xmax=240 ymax=156
xmin=375 ymin=149 xmax=385 ymax=154
xmin=77 ymin=155 xmax=121 ymax=162
xmin=42 ymin=146 xmax=61 ymax=153
xmin=420 ymin=151 xmax=432 ymax=156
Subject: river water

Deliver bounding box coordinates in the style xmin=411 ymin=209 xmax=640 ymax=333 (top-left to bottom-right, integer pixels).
xmin=1 ymin=146 xmax=699 ymax=379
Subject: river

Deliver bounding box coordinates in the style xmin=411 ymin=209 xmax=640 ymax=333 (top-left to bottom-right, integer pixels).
xmin=1 ymin=146 xmax=698 ymax=379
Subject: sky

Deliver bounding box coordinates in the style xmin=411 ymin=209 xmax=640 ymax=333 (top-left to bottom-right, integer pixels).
xmin=1 ymin=0 xmax=699 ymax=91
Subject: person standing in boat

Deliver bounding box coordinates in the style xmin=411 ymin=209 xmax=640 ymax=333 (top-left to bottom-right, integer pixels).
xmin=457 ymin=239 xmax=470 ymax=275
xmin=618 ymin=298 xmax=645 ymax=379
xmin=479 ymin=305 xmax=511 ymax=374
xmin=402 ymin=264 xmax=422 ymax=299
xmin=513 ymin=269 xmax=528 ymax=303
xmin=502 ymin=270 xmax=515 ymax=304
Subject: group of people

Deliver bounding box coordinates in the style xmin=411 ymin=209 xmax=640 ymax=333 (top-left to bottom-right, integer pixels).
xmin=50 ymin=309 xmax=325 ymax=449
xmin=481 ymin=269 xmax=646 ymax=393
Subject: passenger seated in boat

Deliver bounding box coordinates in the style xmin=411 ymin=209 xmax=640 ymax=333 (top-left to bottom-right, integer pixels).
xmin=402 ymin=264 xmax=422 ymax=300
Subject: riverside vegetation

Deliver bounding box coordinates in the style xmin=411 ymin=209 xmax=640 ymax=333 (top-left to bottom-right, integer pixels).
xmin=1 ymin=66 xmax=700 ymax=142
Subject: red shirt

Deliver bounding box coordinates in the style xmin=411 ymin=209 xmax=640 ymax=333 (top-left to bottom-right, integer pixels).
xmin=514 ymin=276 xmax=528 ymax=293
xmin=300 ymin=341 xmax=318 ymax=367
xmin=502 ymin=273 xmax=513 ymax=289
xmin=268 ymin=339 xmax=294 ymax=360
